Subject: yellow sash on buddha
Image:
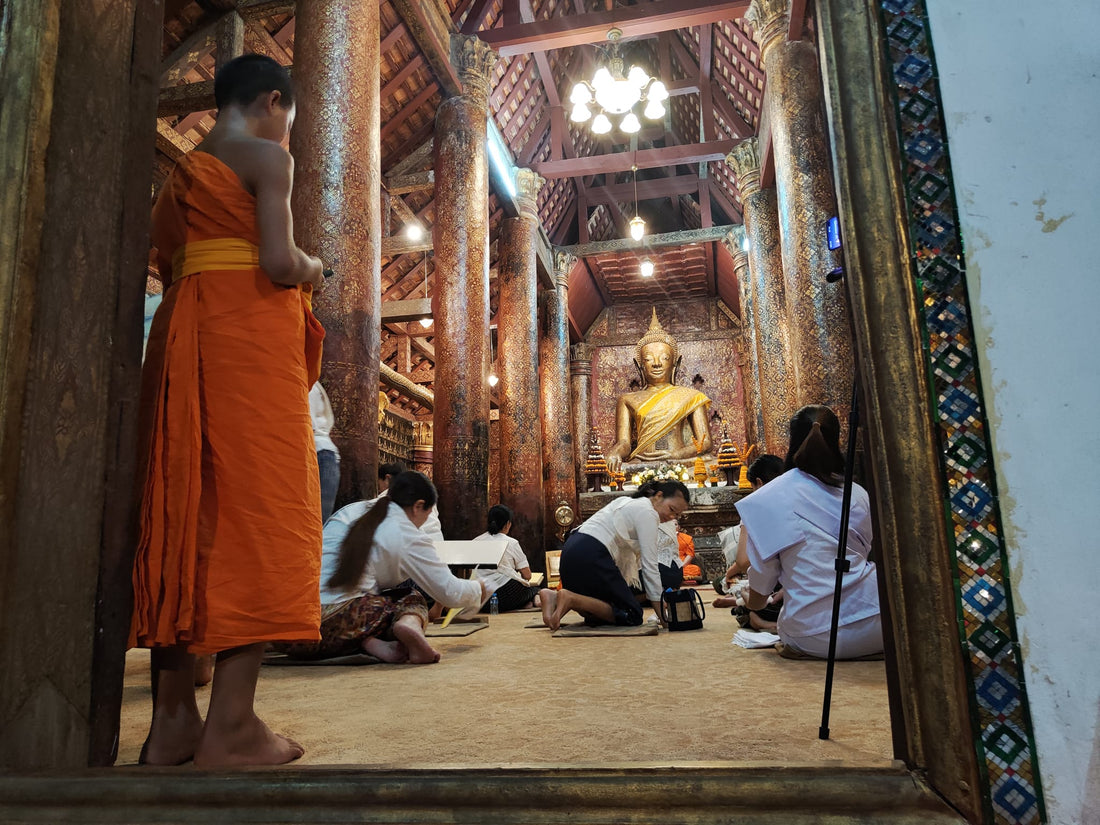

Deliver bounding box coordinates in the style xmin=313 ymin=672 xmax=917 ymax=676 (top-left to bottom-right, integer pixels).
xmin=629 ymin=385 xmax=710 ymax=460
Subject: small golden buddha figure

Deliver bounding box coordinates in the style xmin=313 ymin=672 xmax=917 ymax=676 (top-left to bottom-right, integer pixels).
xmin=606 ymin=309 xmax=713 ymax=473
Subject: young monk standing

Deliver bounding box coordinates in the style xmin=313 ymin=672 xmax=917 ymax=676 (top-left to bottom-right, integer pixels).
xmin=130 ymin=54 xmax=326 ymax=767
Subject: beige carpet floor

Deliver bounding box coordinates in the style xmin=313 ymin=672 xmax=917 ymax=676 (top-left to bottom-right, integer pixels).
xmin=116 ymin=592 xmax=895 ymax=769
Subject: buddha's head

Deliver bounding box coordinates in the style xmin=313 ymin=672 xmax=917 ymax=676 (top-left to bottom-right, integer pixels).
xmin=634 ymin=309 xmax=680 ymax=388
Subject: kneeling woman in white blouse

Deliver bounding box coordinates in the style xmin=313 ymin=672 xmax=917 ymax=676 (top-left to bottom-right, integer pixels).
xmin=289 ymin=471 xmax=487 ymax=664
xmin=540 ymin=479 xmax=690 ymax=630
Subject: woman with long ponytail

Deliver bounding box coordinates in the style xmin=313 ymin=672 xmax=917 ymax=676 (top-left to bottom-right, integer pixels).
xmin=285 ymin=471 xmax=487 ymax=664
xmin=540 ymin=478 xmax=691 ymax=630
xmin=733 ymin=405 xmax=883 ymax=659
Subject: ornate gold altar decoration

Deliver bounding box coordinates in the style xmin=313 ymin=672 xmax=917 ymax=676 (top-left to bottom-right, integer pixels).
xmin=554 ymin=501 xmax=575 ymax=544
xmin=692 ymin=437 xmax=708 ymax=486
xmin=584 ymin=431 xmax=610 ymax=492
xmin=377 ymin=391 xmax=389 ymax=424
xmin=735 ymin=443 xmax=757 ymax=490
xmin=606 ymin=309 xmax=713 ymax=471
xmin=716 ymin=429 xmax=739 ymax=485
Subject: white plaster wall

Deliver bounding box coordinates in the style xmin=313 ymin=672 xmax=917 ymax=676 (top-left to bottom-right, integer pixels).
xmin=926 ymin=3 xmax=1100 ymax=823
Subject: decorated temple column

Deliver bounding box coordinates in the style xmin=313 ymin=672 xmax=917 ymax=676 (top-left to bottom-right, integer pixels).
xmin=569 ymin=342 xmax=594 ymax=494
xmin=497 ymin=169 xmax=545 ymax=557
xmin=432 ymin=34 xmax=497 ymax=539
xmin=747 ymin=0 xmax=854 ymax=418
xmin=540 ymin=252 xmax=578 ymax=552
xmin=291 ymin=0 xmax=381 ymax=503
xmin=729 ymin=246 xmax=764 ymax=449
xmin=726 ymin=137 xmax=797 ymax=456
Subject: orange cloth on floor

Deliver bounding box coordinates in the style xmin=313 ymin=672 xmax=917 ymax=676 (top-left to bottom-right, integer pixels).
xmin=130 ymin=151 xmax=325 ymax=655
xmin=677 ymin=532 xmax=702 ymax=580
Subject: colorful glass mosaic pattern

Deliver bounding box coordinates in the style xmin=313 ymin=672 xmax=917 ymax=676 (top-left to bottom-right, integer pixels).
xmin=877 ymin=1 xmax=1046 ymax=823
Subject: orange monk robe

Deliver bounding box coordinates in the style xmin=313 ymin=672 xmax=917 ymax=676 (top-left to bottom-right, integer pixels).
xmin=677 ymin=532 xmax=702 ymax=581
xmin=130 ymin=152 xmax=325 ymax=655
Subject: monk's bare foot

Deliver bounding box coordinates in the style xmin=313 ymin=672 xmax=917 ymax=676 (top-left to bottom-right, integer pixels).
xmin=139 ymin=707 xmax=204 ymax=766
xmin=712 ymin=595 xmax=739 ymax=609
xmin=392 ymin=620 xmax=441 ymax=664
xmin=548 ymin=589 xmax=576 ymax=631
xmin=193 ymin=714 xmax=304 ymax=768
xmin=539 ymin=588 xmax=557 ymax=628
xmin=363 ymin=637 xmax=408 ymax=663
xmin=194 ymin=655 xmax=215 ymax=687
xmin=748 ymin=611 xmax=778 ymax=632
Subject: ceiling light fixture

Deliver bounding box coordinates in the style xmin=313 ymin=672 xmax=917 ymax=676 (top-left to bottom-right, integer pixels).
xmin=569 ymin=28 xmax=668 ymax=135
xmin=419 ymin=252 xmax=433 ymax=328
xmin=640 ymin=258 xmax=655 ymax=277
xmin=405 ymin=222 xmax=424 ymax=241
xmin=629 ymin=164 xmax=646 ymax=241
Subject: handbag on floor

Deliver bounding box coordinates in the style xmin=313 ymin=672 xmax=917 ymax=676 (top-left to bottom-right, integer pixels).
xmin=659 ymin=587 xmax=706 ymax=631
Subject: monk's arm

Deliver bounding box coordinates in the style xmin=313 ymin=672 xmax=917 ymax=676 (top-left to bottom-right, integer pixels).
xmin=606 ymin=398 xmax=634 ymax=472
xmin=252 ymin=145 xmax=324 ymax=287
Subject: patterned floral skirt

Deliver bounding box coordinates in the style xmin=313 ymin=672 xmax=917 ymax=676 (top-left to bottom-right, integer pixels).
xmin=279 ymin=588 xmax=429 ymax=659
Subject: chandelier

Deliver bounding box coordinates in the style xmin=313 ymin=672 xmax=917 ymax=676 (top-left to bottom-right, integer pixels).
xmin=569 ymin=28 xmax=668 ymax=135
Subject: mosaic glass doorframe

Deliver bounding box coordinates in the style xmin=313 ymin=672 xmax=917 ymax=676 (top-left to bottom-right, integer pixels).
xmin=877 ymin=2 xmax=1046 ymax=823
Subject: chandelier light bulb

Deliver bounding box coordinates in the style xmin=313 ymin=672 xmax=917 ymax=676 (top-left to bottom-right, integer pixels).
xmin=419 ymin=317 xmax=433 ymax=328
xmin=488 ymin=373 xmax=499 ymax=387
xmin=643 ymin=100 xmax=665 ymax=120
xmin=569 ymin=84 xmax=593 ymax=106
xmin=570 ymin=103 xmax=591 ymax=123
xmin=627 ymin=65 xmax=649 ymax=87
xmin=620 ymin=112 xmax=641 ymax=133
xmin=405 ymin=223 xmax=424 ymax=241
xmin=640 ymin=258 xmax=655 ymax=277
xmin=648 ymin=80 xmax=669 ymax=102
xmin=591 ymin=113 xmax=612 ymax=134
xmin=629 ymin=215 xmax=646 ymax=241
xmin=592 ymin=67 xmax=613 ymax=90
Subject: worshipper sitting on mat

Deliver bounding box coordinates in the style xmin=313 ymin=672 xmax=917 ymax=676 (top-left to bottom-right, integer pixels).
xmin=471 ymin=504 xmax=542 ymax=612
xmin=283 ymin=470 xmax=488 ymax=664
xmin=713 ymin=453 xmax=785 ymax=605
xmin=539 ymin=479 xmax=691 ymax=630
xmin=128 ymin=54 xmax=327 ymax=768
xmin=732 ymin=405 xmax=883 ymax=659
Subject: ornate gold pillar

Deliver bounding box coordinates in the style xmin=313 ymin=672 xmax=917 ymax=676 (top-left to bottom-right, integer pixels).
xmin=432 ymin=34 xmax=496 ymax=539
xmin=569 ymin=342 xmax=594 ymax=493
xmin=726 ymin=137 xmax=797 ymax=456
xmin=728 ymin=246 xmax=763 ymax=449
xmin=497 ymin=169 xmax=545 ymax=558
xmin=540 ymin=252 xmax=577 ymax=553
xmin=748 ymin=0 xmax=853 ymax=419
xmin=291 ymin=0 xmax=381 ymax=503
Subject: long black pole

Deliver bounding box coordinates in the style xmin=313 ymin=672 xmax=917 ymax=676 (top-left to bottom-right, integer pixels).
xmin=819 ymin=380 xmax=860 ymax=740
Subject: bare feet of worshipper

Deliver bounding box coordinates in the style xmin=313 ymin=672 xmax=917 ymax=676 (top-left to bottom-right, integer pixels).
xmin=391 ymin=614 xmax=441 ymax=664
xmin=192 ymin=643 xmax=305 ymax=768
xmin=539 ymin=587 xmax=558 ymax=628
xmin=362 ymin=636 xmax=409 ymax=663
xmin=712 ymin=594 xmax=740 ymax=609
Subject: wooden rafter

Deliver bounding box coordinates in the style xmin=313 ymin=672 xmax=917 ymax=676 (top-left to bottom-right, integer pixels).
xmin=532 ymin=139 xmax=735 ymax=178
xmin=479 ymin=0 xmax=750 ymax=56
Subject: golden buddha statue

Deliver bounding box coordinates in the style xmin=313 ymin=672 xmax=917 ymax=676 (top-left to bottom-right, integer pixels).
xmin=606 ymin=309 xmax=713 ymax=473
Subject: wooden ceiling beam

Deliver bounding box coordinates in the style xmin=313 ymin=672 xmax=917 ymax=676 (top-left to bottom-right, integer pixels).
xmin=667 ymin=31 xmax=754 ymax=137
xmin=235 ymin=0 xmax=295 ymax=19
xmin=387 ymin=137 xmax=433 ymax=177
xmin=560 ymin=223 xmax=742 ymax=257
xmin=583 ymin=174 xmax=701 ymax=205
xmin=390 ymin=0 xmax=461 ymax=96
xmin=381 ymin=22 xmax=408 ymax=54
xmin=381 ymin=55 xmax=428 ymax=101
xmin=158 ymin=80 xmax=216 ymax=116
xmin=532 ymin=139 xmax=735 ymax=178
xmin=459 ymin=0 xmax=497 ymax=35
xmin=479 ymin=0 xmax=749 ymax=56
xmin=381 ymin=84 xmax=440 ymax=142
xmin=386 ymin=170 xmax=435 ymax=194
xmin=708 ymin=175 xmax=744 ymax=223
xmin=161 ymin=15 xmax=222 ymax=86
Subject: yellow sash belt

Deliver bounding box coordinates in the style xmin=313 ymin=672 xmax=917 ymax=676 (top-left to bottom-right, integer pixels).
xmin=171 ymin=238 xmax=260 ymax=282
